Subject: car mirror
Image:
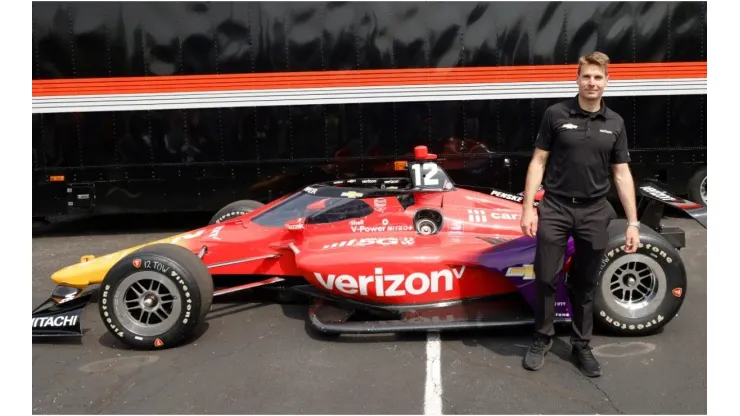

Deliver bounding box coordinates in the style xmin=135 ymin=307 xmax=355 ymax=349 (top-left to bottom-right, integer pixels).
xmin=284 ymin=217 xmax=306 ymax=231
xmin=306 ymin=198 xmax=329 ymax=211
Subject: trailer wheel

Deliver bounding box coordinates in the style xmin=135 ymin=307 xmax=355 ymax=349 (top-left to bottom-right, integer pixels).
xmin=593 ymin=220 xmax=687 ymax=336
xmin=687 ymin=167 xmax=706 ymax=205
xmin=98 ymin=243 xmax=214 ymax=350
xmin=209 ymin=200 xmax=264 ymax=224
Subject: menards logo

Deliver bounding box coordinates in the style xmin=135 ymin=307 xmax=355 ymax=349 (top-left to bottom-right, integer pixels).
xmin=314 ymin=266 xmax=465 ymax=297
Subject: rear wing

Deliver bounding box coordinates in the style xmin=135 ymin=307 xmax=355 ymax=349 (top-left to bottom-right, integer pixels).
xmin=637 ymin=183 xmax=707 ymax=229
xmin=482 ymin=182 xmax=706 ymax=231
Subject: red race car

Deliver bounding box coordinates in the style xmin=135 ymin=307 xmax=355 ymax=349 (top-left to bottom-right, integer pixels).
xmin=32 ymin=146 xmax=706 ymax=350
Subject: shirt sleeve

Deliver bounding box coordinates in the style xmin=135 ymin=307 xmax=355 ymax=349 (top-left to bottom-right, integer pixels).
xmin=534 ymin=107 xmax=554 ymax=151
xmin=610 ymin=120 xmax=631 ymax=164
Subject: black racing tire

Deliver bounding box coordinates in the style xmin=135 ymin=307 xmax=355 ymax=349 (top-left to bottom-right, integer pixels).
xmin=209 ymin=199 xmax=264 ymax=224
xmin=593 ymin=220 xmax=687 ymax=336
xmin=687 ymin=166 xmax=707 ymax=206
xmin=98 ymin=243 xmax=214 ymax=350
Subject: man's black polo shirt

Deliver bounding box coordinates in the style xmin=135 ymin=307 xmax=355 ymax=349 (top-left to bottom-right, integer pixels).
xmin=535 ymin=96 xmax=631 ymax=200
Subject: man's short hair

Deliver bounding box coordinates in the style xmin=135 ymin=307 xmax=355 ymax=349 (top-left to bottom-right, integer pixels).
xmin=577 ymin=51 xmax=610 ymax=76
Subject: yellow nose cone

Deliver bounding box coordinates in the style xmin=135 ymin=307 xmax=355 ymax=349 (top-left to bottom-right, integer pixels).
xmin=50 ymin=233 xmax=194 ymax=288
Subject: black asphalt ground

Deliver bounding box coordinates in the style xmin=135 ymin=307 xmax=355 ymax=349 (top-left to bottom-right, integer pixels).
xmin=32 ymin=213 xmax=706 ymax=414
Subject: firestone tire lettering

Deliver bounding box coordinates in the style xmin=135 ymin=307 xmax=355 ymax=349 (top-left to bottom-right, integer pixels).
xmin=97 ymin=243 xmax=213 ymax=350
xmin=209 ymin=199 xmax=264 ymax=225
xmin=594 ymin=220 xmax=687 ymax=336
xmin=598 ymin=310 xmax=665 ymax=331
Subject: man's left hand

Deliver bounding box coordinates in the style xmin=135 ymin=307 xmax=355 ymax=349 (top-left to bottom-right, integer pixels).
xmin=625 ymin=226 xmax=640 ymax=253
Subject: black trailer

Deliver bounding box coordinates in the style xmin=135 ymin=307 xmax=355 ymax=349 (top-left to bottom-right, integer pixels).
xmin=32 ymin=1 xmax=707 ymax=224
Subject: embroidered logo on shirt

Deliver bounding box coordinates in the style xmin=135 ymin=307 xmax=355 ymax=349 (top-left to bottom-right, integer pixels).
xmin=562 ymin=123 xmax=578 ymax=129
xmin=600 ymin=129 xmax=613 ymax=134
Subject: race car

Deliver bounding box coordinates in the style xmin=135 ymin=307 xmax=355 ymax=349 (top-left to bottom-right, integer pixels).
xmin=32 ymin=146 xmax=707 ymax=350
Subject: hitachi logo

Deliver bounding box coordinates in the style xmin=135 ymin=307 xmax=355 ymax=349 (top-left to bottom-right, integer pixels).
xmin=314 ymin=266 xmax=465 ymax=297
xmin=32 ymin=315 xmax=78 ymax=328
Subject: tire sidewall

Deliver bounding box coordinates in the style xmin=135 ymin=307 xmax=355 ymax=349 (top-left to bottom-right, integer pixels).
xmin=688 ymin=167 xmax=707 ymax=205
xmin=210 ymin=200 xmax=264 ymax=224
xmin=594 ymin=229 xmax=687 ymax=334
xmin=98 ymin=251 xmax=205 ymax=349
xmin=211 ymin=210 xmax=248 ymax=224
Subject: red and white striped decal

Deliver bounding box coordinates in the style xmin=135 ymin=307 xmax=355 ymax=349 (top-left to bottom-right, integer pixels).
xmin=32 ymin=62 xmax=707 ymax=113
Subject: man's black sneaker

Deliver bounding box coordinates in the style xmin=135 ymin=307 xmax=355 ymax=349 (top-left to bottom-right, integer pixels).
xmin=572 ymin=344 xmax=602 ymax=377
xmin=522 ymin=336 xmax=553 ymax=371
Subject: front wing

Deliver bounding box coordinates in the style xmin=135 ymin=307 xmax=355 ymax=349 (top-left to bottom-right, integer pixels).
xmin=32 ymin=286 xmax=94 ymax=337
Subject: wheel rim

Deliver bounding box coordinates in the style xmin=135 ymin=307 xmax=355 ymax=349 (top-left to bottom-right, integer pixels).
xmin=700 ymin=176 xmax=707 ymax=203
xmin=416 ymin=219 xmax=437 ymax=235
xmin=114 ymin=271 xmax=182 ymax=336
xmin=600 ymin=254 xmax=667 ymax=319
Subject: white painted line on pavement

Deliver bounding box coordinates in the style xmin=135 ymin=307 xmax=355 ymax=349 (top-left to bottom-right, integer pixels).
xmin=424 ymin=331 xmax=443 ymax=415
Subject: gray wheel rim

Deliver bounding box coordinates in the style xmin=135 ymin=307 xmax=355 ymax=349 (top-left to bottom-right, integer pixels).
xmin=700 ymin=176 xmax=707 ymax=203
xmin=114 ymin=271 xmax=182 ymax=337
xmin=600 ymin=254 xmax=666 ymax=319
xmin=417 ymin=219 xmax=436 ymax=235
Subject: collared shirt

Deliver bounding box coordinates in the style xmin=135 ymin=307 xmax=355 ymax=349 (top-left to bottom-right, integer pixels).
xmin=535 ymin=95 xmax=631 ymax=199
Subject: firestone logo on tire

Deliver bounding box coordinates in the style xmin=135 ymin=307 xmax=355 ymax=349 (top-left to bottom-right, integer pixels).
xmin=313 ymin=266 xmax=466 ymax=297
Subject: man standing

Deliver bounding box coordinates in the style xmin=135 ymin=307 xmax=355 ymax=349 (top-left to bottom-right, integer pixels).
xmin=519 ymin=51 xmax=640 ymax=377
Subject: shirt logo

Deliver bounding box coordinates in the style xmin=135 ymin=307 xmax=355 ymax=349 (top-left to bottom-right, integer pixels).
xmin=600 ymin=129 xmax=613 ymax=134
xmin=561 ymin=123 xmax=578 ymax=129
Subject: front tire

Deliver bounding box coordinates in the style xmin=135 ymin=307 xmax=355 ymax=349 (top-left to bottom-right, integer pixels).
xmin=98 ymin=243 xmax=214 ymax=350
xmin=593 ymin=220 xmax=687 ymax=336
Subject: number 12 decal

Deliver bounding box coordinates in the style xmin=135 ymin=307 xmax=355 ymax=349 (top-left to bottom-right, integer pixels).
xmin=411 ymin=162 xmax=440 ymax=187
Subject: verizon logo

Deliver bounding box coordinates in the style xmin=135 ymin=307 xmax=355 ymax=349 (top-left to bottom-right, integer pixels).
xmin=314 ymin=266 xmax=466 ymax=297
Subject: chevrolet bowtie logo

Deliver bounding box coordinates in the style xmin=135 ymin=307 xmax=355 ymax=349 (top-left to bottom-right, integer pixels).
xmin=341 ymin=191 xmax=364 ymax=198
xmin=506 ymin=264 xmax=535 ymax=280
xmin=562 ymin=123 xmax=578 ymax=129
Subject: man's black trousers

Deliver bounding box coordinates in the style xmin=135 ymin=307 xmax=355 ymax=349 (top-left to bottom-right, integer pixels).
xmin=533 ymin=193 xmax=617 ymax=346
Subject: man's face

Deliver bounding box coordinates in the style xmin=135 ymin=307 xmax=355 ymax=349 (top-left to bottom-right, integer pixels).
xmin=577 ymin=63 xmax=608 ymax=100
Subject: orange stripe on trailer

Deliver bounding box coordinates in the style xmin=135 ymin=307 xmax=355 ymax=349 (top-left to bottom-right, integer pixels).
xmin=32 ymin=62 xmax=707 ymax=97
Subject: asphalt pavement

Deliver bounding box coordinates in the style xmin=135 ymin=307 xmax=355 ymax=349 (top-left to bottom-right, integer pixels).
xmin=32 ymin=213 xmax=706 ymax=414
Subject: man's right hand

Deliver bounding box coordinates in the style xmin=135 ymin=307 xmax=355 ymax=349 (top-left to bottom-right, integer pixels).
xmin=520 ymin=208 xmax=538 ymax=237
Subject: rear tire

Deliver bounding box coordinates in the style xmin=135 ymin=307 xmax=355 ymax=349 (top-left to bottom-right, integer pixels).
xmin=687 ymin=167 xmax=707 ymax=205
xmin=98 ymin=243 xmax=214 ymax=350
xmin=209 ymin=200 xmax=264 ymax=224
xmin=593 ymin=220 xmax=687 ymax=336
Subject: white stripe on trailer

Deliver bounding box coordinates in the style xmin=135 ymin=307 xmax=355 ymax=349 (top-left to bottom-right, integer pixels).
xmin=32 ymin=78 xmax=707 ymax=114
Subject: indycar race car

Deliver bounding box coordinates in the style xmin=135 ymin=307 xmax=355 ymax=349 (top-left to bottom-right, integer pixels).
xmin=32 ymin=146 xmax=707 ymax=350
